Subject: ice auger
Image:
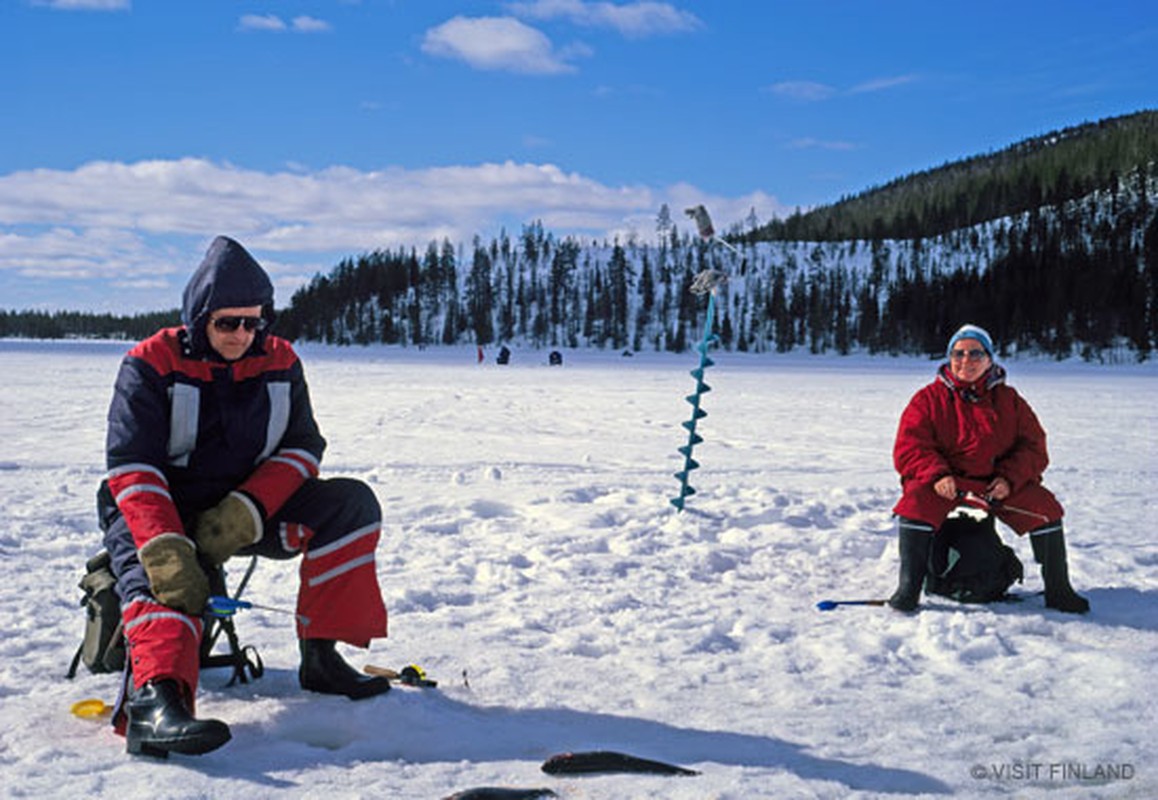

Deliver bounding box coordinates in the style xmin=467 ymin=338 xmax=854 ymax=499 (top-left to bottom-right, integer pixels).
xmin=670 ymin=205 xmax=735 ymax=512
xmin=670 ymin=283 xmax=721 ymax=510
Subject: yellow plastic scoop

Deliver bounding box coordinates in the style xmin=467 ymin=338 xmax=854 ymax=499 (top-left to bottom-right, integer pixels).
xmin=71 ymin=699 xmax=112 ymax=719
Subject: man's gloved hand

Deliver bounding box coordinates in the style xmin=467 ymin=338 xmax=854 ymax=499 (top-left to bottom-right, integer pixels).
xmin=193 ymin=492 xmax=263 ymax=567
xmin=138 ymin=533 xmax=210 ymax=614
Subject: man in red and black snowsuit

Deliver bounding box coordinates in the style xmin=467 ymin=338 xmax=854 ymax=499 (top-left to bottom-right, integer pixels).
xmin=888 ymin=323 xmax=1089 ymax=614
xmin=100 ymin=236 xmax=391 ymax=758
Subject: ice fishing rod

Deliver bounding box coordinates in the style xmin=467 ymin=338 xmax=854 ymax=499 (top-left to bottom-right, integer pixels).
xmin=207 ymin=595 xmax=311 ymax=626
xmin=816 ymin=598 xmax=888 ymax=611
xmin=956 ymin=490 xmax=1050 ymax=523
xmin=817 ymin=491 xmax=1048 ymax=611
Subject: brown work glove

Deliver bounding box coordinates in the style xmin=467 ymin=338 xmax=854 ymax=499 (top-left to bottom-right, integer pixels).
xmin=192 ymin=492 xmax=263 ymax=567
xmin=138 ymin=533 xmax=210 ymax=614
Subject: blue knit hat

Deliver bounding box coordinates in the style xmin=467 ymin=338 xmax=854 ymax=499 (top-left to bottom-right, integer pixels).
xmin=946 ymin=324 xmax=994 ymax=358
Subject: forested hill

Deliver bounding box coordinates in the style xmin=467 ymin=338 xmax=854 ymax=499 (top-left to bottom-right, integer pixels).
xmin=277 ymin=111 xmax=1157 ymax=361
xmin=0 ymin=308 xmax=180 ymax=342
xmin=748 ymin=110 xmax=1158 ymax=243
xmin=5 ymin=111 xmax=1157 ymax=361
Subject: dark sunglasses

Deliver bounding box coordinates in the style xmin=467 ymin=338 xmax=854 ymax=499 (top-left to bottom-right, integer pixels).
xmin=212 ymin=315 xmax=267 ymax=333
xmin=950 ymin=348 xmax=987 ymax=361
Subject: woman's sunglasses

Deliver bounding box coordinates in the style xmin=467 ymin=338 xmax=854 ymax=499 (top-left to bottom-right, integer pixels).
xmin=950 ymin=348 xmax=987 ymax=361
xmin=212 ymin=315 xmax=267 ymax=333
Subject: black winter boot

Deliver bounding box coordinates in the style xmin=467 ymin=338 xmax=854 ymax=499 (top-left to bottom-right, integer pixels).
xmin=888 ymin=519 xmax=934 ymax=612
xmin=126 ymin=679 xmax=231 ymax=758
xmin=1030 ymin=524 xmax=1090 ymax=613
xmin=299 ymin=639 xmax=391 ymax=700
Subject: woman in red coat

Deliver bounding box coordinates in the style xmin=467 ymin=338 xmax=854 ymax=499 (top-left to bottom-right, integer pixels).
xmin=888 ymin=324 xmax=1089 ymax=613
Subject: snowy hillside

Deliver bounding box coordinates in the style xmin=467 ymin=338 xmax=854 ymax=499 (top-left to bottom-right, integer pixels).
xmin=0 ymin=340 xmax=1155 ymax=799
xmin=274 ymin=170 xmax=1158 ymax=363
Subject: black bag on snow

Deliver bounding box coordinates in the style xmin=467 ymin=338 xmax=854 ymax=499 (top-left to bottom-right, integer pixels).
xmin=67 ymin=550 xmax=126 ymax=677
xmin=924 ymin=513 xmax=1024 ymax=603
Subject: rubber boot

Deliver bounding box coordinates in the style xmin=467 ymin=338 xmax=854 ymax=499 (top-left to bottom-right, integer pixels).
xmin=888 ymin=519 xmax=934 ymax=612
xmin=126 ymin=679 xmax=231 ymax=758
xmin=1030 ymin=524 xmax=1090 ymax=613
xmin=299 ymin=639 xmax=391 ymax=700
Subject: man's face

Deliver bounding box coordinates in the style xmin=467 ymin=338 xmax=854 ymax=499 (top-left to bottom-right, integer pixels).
xmin=206 ymin=305 xmax=264 ymax=362
xmin=949 ymin=337 xmax=991 ymax=382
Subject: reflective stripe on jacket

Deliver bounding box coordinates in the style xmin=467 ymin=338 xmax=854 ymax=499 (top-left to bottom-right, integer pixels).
xmin=106 ymin=328 xmax=325 ymax=550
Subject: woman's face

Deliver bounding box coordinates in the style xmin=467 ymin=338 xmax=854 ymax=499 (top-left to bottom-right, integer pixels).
xmin=949 ymin=337 xmax=991 ymax=382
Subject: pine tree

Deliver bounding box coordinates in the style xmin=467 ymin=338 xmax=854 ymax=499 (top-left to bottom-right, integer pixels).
xmin=466 ymin=238 xmax=495 ymax=346
xmin=608 ymin=242 xmax=634 ymax=349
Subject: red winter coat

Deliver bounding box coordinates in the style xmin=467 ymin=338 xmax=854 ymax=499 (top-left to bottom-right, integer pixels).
xmin=892 ymin=364 xmax=1063 ymax=533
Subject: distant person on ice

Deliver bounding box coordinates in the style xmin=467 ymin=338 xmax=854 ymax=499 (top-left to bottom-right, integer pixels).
xmin=887 ymin=324 xmax=1089 ymax=614
xmin=99 ymin=236 xmax=392 ymax=758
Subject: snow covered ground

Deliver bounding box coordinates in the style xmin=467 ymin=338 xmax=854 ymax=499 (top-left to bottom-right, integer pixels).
xmin=0 ymin=339 xmax=1155 ymax=799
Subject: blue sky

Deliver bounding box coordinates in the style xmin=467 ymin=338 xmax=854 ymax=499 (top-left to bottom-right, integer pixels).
xmin=2 ymin=0 xmax=1154 ymax=313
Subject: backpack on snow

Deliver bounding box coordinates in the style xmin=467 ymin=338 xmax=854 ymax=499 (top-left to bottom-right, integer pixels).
xmin=924 ymin=512 xmax=1024 ymax=604
xmin=66 ymin=550 xmax=126 ymax=677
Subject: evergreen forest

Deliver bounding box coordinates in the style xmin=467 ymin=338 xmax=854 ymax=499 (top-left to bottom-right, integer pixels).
xmin=4 ymin=111 xmax=1157 ymax=361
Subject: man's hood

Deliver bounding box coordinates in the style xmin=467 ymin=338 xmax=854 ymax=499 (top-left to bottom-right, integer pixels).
xmin=181 ymin=236 xmax=275 ymax=357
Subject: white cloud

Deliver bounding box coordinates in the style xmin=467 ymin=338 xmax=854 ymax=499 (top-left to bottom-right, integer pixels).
xmin=506 ymin=0 xmax=701 ymax=37
xmin=292 ymin=16 xmax=332 ymax=34
xmin=238 ymin=14 xmax=287 ymax=32
xmin=849 ymin=74 xmax=917 ymax=94
xmin=764 ymin=81 xmax=836 ymax=102
xmin=422 ymin=16 xmax=578 ymax=74
xmin=0 ymin=158 xmax=787 ymax=310
xmin=767 ymin=75 xmax=917 ymax=101
xmin=237 ymin=14 xmax=332 ymax=34
xmin=0 ymin=228 xmax=129 ymax=278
